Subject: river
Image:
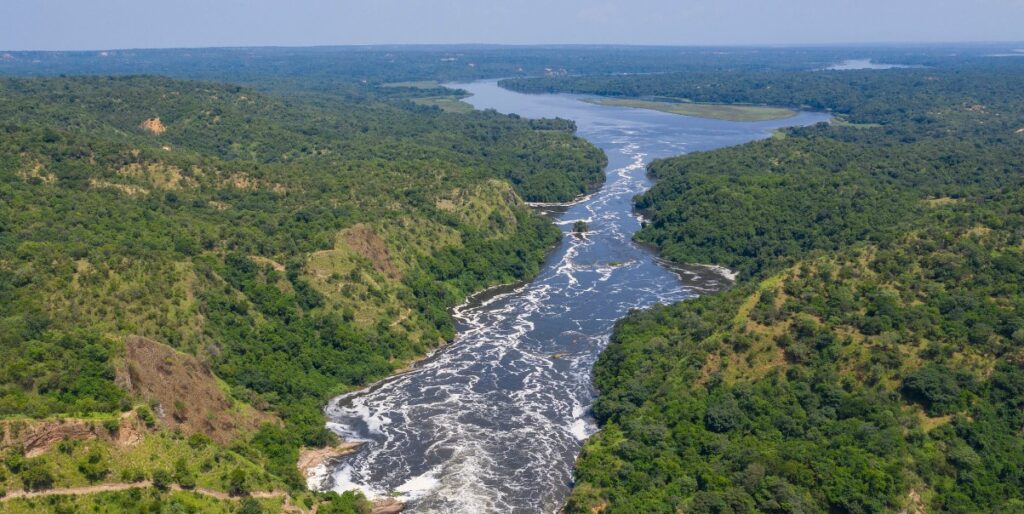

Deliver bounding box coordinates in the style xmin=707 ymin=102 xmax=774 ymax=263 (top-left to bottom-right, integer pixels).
xmin=317 ymin=80 xmax=831 ymax=513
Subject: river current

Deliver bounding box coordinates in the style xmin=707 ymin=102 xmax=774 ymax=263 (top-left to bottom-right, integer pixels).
xmin=317 ymin=81 xmax=830 ymax=513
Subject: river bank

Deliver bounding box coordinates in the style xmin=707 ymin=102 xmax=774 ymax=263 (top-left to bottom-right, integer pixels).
xmin=315 ymin=80 xmax=830 ymax=513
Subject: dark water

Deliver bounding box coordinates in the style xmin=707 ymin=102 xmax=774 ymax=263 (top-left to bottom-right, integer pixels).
xmin=317 ymin=81 xmax=830 ymax=513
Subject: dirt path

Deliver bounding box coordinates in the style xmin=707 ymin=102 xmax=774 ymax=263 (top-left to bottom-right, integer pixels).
xmin=0 ymin=481 xmax=290 ymax=504
xmin=1 ymin=480 xmax=155 ymax=500
xmin=0 ymin=481 xmax=392 ymax=513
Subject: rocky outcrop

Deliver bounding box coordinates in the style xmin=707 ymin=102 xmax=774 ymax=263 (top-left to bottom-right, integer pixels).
xmin=372 ymin=498 xmax=405 ymax=514
xmin=297 ymin=440 xmax=364 ymax=485
xmin=2 ymin=419 xmax=105 ymax=457
xmin=0 ymin=409 xmax=149 ymax=458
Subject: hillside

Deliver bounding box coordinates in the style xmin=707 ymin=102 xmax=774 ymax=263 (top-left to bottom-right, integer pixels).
xmin=571 ymin=202 xmax=1024 ymax=512
xmin=543 ymin=63 xmax=1024 ymax=512
xmin=0 ymin=75 xmax=605 ymax=512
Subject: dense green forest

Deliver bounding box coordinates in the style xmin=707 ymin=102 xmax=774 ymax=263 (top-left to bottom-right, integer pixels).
xmin=0 ymin=74 xmax=604 ymax=510
xmin=530 ymin=63 xmax=1024 ymax=512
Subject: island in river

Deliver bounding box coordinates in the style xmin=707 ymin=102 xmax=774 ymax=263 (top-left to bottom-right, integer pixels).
xmin=582 ymin=97 xmax=798 ymax=121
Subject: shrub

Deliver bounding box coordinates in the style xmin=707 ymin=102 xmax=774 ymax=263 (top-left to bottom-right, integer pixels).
xmin=187 ymin=433 xmax=212 ymax=449
xmin=77 ymin=448 xmax=110 ymax=481
xmin=102 ymin=418 xmax=120 ymax=434
xmin=3 ymin=449 xmax=26 ymax=473
xmin=174 ymin=457 xmax=196 ymax=489
xmin=151 ymin=468 xmax=172 ymax=491
xmin=20 ymin=460 xmax=55 ymax=491
xmin=120 ymin=467 xmax=147 ymax=482
xmin=239 ymin=498 xmax=263 ymax=514
xmin=228 ymin=468 xmax=250 ymax=496
xmin=56 ymin=439 xmax=77 ymax=455
xmin=138 ymin=406 xmax=157 ymax=428
xmin=318 ymin=491 xmax=373 ymax=514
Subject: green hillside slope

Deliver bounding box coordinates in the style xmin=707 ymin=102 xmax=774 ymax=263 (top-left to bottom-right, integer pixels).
xmin=549 ymin=64 xmax=1024 ymax=513
xmin=0 ymin=75 xmax=605 ymax=510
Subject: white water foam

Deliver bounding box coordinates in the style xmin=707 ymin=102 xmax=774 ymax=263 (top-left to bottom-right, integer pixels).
xmin=317 ymin=80 xmax=830 ymax=514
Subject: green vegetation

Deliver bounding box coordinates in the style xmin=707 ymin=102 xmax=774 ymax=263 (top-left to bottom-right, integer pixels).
xmin=583 ymin=98 xmax=796 ymax=121
xmin=1 ymin=490 xmax=286 ymax=514
xmin=554 ymin=62 xmax=1024 ymax=512
xmin=380 ymin=80 xmax=442 ymax=89
xmin=0 ymin=72 xmax=604 ymax=507
xmin=411 ymin=96 xmax=475 ymax=113
xmin=4 ymin=44 xmax=1024 ymax=512
xmin=2 ymin=429 xmax=281 ymax=492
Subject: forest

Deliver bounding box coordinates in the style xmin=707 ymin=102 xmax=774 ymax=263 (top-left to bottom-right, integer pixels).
xmin=3 ymin=44 xmax=1024 ymax=513
xmin=0 ymin=74 xmax=604 ymax=512
xmin=514 ymin=58 xmax=1024 ymax=513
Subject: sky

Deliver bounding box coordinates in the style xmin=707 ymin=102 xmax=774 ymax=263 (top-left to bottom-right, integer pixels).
xmin=2 ymin=0 xmax=1023 ymax=51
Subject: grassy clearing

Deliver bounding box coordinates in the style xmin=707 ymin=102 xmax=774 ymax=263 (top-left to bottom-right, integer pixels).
xmin=412 ymin=96 xmax=475 ymax=113
xmin=583 ymin=97 xmax=797 ymax=122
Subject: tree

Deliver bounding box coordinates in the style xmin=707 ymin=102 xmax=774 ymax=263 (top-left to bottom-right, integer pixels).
xmin=151 ymin=468 xmax=172 ymax=491
xmin=901 ymin=365 xmax=965 ymax=416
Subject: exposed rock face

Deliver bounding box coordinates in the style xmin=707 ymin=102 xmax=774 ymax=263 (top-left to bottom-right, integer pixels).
xmin=0 ymin=410 xmax=146 ymax=457
xmin=139 ymin=117 xmax=166 ymax=135
xmin=118 ymin=335 xmax=275 ymax=443
xmin=1 ymin=419 xmax=105 ymax=457
xmin=116 ymin=411 xmax=145 ymax=448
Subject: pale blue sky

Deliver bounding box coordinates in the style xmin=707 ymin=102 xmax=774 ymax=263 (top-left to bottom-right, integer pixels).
xmin=2 ymin=0 xmax=1022 ymax=51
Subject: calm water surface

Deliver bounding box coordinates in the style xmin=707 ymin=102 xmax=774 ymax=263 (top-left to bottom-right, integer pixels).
xmin=318 ymin=81 xmax=830 ymax=513
xmin=825 ymin=58 xmax=918 ymax=70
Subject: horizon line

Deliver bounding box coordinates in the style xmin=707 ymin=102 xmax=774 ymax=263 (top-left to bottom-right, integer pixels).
xmin=4 ymin=40 xmax=1024 ymax=55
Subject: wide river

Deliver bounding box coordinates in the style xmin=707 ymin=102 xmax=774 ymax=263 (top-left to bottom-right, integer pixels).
xmin=318 ymin=81 xmax=830 ymax=513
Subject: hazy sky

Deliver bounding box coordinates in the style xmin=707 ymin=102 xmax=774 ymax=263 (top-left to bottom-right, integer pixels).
xmin=2 ymin=0 xmax=1023 ymax=51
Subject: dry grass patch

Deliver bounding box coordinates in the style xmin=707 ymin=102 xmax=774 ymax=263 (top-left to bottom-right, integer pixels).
xmin=139 ymin=117 xmax=166 ymax=135
xmin=89 ymin=178 xmax=149 ymax=197
xmin=923 ymin=197 xmax=964 ymax=207
xmin=117 ymin=336 xmax=275 ymax=444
